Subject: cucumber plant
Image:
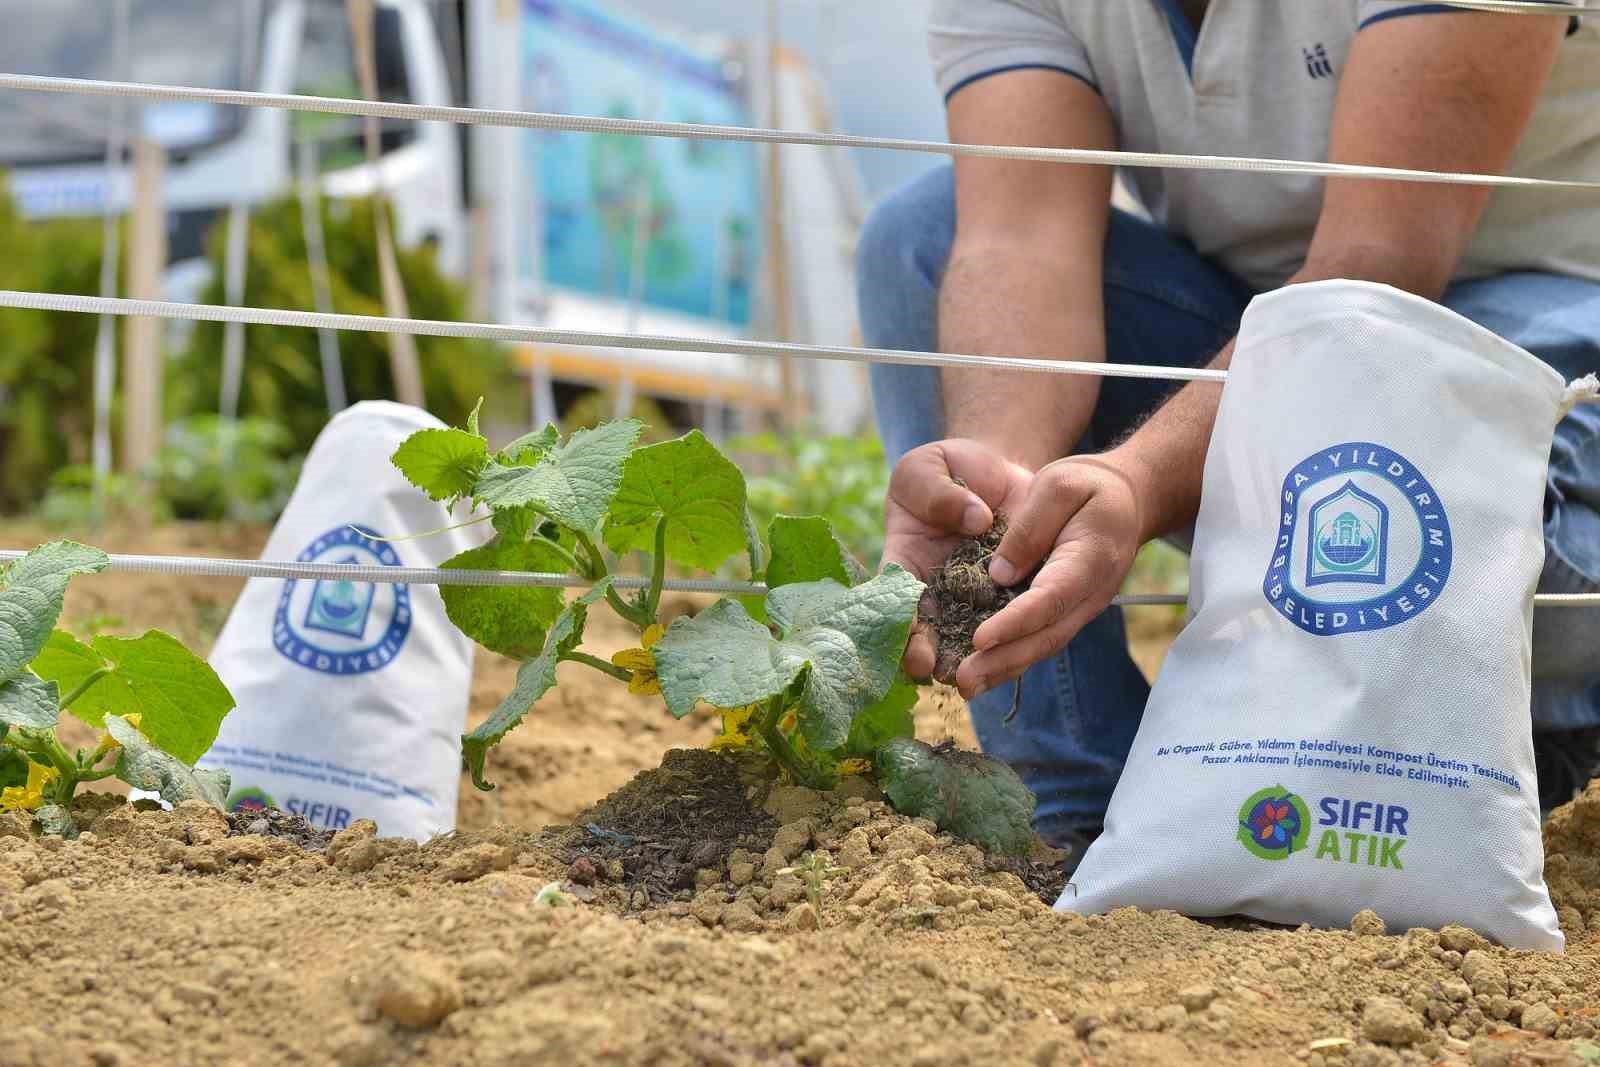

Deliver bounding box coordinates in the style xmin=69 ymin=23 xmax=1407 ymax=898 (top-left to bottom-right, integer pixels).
xmin=0 ymin=542 xmax=237 ymax=836
xmin=393 ymin=412 xmax=1038 ymax=854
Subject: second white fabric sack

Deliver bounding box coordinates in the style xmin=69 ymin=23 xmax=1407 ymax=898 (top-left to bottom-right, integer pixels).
xmin=1063 ymin=280 xmax=1567 ymax=951
xmin=199 ymin=401 xmax=486 ymax=841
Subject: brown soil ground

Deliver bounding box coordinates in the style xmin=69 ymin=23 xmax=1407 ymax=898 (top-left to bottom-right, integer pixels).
xmin=3 ymin=521 xmax=1596 ymax=1067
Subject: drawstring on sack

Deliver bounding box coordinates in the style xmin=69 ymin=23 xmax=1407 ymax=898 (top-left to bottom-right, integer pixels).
xmin=1561 ymin=373 xmax=1600 ymax=415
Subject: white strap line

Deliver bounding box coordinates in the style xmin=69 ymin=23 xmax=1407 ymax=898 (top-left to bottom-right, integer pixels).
xmin=1434 ymin=0 xmax=1586 ymax=11
xmin=0 ymin=290 xmax=1228 ymax=385
xmin=1 ymin=550 xmax=1595 ymax=606
xmin=3 ymin=72 xmax=1598 ymax=192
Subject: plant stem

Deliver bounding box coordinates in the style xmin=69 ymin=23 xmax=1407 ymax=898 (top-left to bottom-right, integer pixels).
xmin=76 ymin=766 xmax=119 ymax=782
xmin=58 ymin=668 xmax=111 ymax=710
xmin=757 ymin=693 xmax=823 ymax=789
xmin=572 ymin=530 xmax=606 ymax=581
xmin=644 ymin=515 xmax=668 ymax=621
xmin=562 ymin=650 xmax=633 ymax=684
xmin=571 ymin=528 xmax=652 ymax=630
xmin=535 ymin=534 xmax=587 ymax=577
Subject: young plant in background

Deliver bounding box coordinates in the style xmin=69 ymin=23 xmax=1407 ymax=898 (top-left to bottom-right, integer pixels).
xmin=0 ymin=542 xmax=236 ymax=836
xmin=393 ymin=412 xmax=1038 ymax=854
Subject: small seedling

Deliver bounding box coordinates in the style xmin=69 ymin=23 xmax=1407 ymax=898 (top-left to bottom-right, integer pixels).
xmin=392 ymin=410 xmax=1037 ymax=853
xmin=0 ymin=542 xmax=237 ymax=836
xmin=779 ymin=850 xmax=842 ymax=913
xmin=391 ymin=413 xmax=924 ymax=794
xmin=533 ymin=882 xmax=576 ymax=908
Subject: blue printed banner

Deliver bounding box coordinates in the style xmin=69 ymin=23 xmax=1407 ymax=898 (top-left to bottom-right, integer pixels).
xmin=519 ymin=0 xmax=761 ymax=325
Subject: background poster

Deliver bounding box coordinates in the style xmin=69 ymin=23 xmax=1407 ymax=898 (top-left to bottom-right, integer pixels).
xmin=520 ymin=0 xmax=760 ymax=326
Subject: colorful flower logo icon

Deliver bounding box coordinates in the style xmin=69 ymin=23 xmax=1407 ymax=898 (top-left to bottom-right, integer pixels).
xmin=1236 ymin=786 xmax=1311 ymax=861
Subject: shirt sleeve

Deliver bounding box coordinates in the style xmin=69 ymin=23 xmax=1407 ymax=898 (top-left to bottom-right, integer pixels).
xmin=1357 ymin=1 xmax=1580 ymax=34
xmin=929 ymin=0 xmax=1098 ymax=102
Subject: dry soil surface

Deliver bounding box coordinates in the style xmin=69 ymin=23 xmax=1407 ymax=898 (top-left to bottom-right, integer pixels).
xmin=3 ymin=521 xmax=1596 ymax=1067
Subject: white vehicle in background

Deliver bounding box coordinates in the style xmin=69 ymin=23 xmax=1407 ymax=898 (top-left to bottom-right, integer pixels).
xmin=0 ymin=0 xmax=464 ymax=290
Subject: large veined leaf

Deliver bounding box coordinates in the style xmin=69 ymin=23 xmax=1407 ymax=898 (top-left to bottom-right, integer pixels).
xmin=602 ymin=430 xmax=748 ymax=570
xmin=461 ymin=579 xmax=613 ymax=791
xmin=0 ymin=541 xmax=109 ymax=683
xmin=839 ymin=675 xmax=918 ymax=759
xmin=440 ymin=538 xmax=570 ymax=659
xmin=765 ymin=515 xmax=866 ymax=589
xmin=474 ymin=420 xmax=642 ymax=537
xmin=875 ymin=737 xmax=1036 ymax=856
xmin=0 ymin=673 xmax=60 ymax=730
xmin=391 ymin=428 xmax=489 ymax=503
xmin=28 ymin=629 xmax=102 ymax=722
xmin=107 ymin=715 xmax=231 ymax=808
xmin=653 ymin=565 xmax=923 ymax=751
xmin=31 ymin=630 xmax=234 ymax=764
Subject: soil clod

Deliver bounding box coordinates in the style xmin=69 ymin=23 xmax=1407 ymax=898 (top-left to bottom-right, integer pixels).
xmin=545 ymin=748 xmax=776 ymax=905
xmin=924 ymin=514 xmax=1019 ymax=682
xmin=225 ymin=806 xmax=338 ymax=852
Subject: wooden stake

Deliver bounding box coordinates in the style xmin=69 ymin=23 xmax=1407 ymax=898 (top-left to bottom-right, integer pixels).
xmin=122 ymin=135 xmax=165 ymax=472
xmin=764 ymin=0 xmax=802 ymax=426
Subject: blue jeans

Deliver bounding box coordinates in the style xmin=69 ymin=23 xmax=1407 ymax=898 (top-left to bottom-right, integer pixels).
xmin=859 ymin=165 xmax=1600 ymax=839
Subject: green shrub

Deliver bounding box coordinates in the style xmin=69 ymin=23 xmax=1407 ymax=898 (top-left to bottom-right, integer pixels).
xmin=560 ymin=390 xmax=676 ymax=445
xmin=730 ymin=430 xmax=890 ymax=570
xmin=38 ymin=416 xmax=302 ymax=527
xmin=0 ymin=181 xmax=111 ymax=513
xmin=171 ymin=195 xmax=514 ymax=455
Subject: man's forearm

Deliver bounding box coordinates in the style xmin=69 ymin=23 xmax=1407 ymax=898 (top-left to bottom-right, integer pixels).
xmin=1109 ymin=252 xmax=1457 ymax=544
xmin=939 ymin=245 xmax=1106 ymax=471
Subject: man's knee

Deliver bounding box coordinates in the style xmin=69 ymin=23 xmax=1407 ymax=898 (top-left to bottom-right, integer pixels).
xmin=855 ymin=165 xmax=956 ymax=300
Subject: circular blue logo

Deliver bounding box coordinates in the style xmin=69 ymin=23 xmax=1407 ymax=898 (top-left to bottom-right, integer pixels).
xmin=1262 ymin=443 xmax=1451 ymax=636
xmin=273 ymin=525 xmax=411 ymax=674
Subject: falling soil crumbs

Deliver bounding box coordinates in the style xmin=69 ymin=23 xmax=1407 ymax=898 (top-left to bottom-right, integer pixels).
xmin=3 ymin=758 xmax=1599 ymax=1067
xmin=926 ymin=513 xmax=1018 ymax=681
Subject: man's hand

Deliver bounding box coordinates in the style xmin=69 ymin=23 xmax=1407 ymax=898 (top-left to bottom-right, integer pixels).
xmin=956 ymin=454 xmax=1145 ymax=699
xmin=883 ymin=439 xmax=1032 ymax=681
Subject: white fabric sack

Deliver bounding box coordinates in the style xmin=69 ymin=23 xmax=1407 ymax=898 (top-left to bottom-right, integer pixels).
xmin=199 ymin=401 xmax=486 ymax=841
xmin=1063 ymin=280 xmax=1572 ymax=951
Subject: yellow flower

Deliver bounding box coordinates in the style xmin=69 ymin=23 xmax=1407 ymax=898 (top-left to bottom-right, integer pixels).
xmin=611 ymin=623 xmax=665 ymax=696
xmin=708 ymin=705 xmax=758 ymax=752
xmin=88 ymin=713 xmax=143 ymax=765
xmin=0 ymin=761 xmax=59 ymax=812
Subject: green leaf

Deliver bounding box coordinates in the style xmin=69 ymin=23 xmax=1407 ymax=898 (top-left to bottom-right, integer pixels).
xmin=875 ymin=738 xmax=1036 ymax=856
xmin=461 ymin=579 xmax=613 ymax=791
xmin=29 ymin=629 xmax=104 ymax=725
xmin=602 ymin=430 xmax=748 ymax=570
xmin=475 ymin=420 xmax=642 ymax=537
xmin=106 ymin=714 xmax=230 ymax=808
xmin=34 ymin=804 xmax=76 ymax=839
xmin=497 ymin=423 xmax=560 ymax=465
xmin=0 ymin=541 xmax=110 ymax=683
xmin=0 ymin=673 xmax=59 ymax=730
xmin=490 ymin=506 xmax=537 ymax=542
xmin=654 ymin=565 xmax=924 ymax=751
xmin=766 ymin=515 xmax=867 ymax=588
xmin=466 ymin=397 xmax=484 ymax=438
xmin=391 ymin=428 xmax=489 ymax=503
xmin=840 ymin=675 xmax=918 ymax=759
xmin=38 ymin=631 xmax=234 ymax=764
xmin=440 ymin=538 xmax=570 ymax=659
xmin=0 ymin=744 xmax=29 ymax=790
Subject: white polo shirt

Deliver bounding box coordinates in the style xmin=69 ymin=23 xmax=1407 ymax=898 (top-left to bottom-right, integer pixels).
xmin=929 ymin=1 xmax=1600 ymax=290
